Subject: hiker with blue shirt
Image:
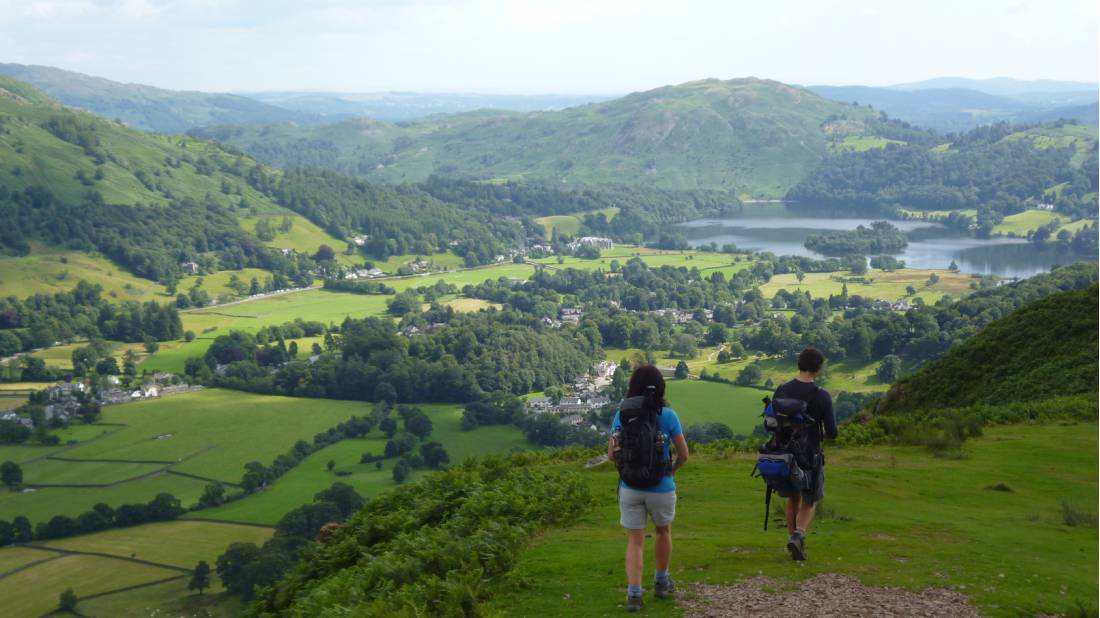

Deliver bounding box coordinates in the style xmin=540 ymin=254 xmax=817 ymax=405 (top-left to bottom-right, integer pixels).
xmin=607 ymin=365 xmax=689 ymax=612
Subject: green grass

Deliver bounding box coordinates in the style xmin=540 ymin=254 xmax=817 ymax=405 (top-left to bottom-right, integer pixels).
xmin=31 ymin=520 xmax=272 ymax=569
xmin=836 ymin=135 xmax=906 ymax=152
xmin=1056 ymin=218 xmax=1097 ymax=236
xmin=139 ymin=337 xmax=214 ymax=374
xmin=0 ymin=553 xmax=181 ymax=618
xmin=195 ymin=404 xmax=530 ymax=524
xmin=993 ymin=210 xmax=1065 ymax=236
xmin=61 ymin=389 xmax=374 ymax=483
xmin=664 ymin=380 xmax=767 ymax=436
xmin=239 ymin=214 xmax=359 ymax=267
xmin=533 ymin=249 xmax=752 ymax=277
xmin=52 ymin=423 xmax=122 ymax=444
xmin=0 ymin=444 xmax=67 ymax=464
xmin=76 ymin=578 xmax=245 ymax=618
xmin=0 ymin=472 xmax=210 ymax=525
xmin=178 ymin=267 xmax=277 ymax=301
xmin=0 ymin=242 xmax=168 ymax=301
xmin=534 ymin=208 xmax=620 ymax=237
xmin=488 ymin=422 xmax=1098 ymax=617
xmin=759 ymin=269 xmax=973 ymax=303
xmin=0 ymin=546 xmax=52 ymax=574
xmin=21 ymin=459 xmax=165 ymax=486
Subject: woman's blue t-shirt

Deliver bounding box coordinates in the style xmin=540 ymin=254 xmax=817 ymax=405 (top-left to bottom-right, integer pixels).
xmin=611 ymin=406 xmax=683 ymax=493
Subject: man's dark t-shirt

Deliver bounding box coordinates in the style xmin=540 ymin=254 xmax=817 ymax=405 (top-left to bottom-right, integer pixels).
xmin=772 ymin=379 xmax=837 ymax=450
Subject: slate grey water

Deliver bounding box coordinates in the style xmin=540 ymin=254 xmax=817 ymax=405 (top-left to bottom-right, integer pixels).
xmin=679 ymin=212 xmax=1096 ymax=279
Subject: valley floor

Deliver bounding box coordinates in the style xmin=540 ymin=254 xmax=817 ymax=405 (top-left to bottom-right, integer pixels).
xmin=487 ymin=422 xmax=1098 ymax=617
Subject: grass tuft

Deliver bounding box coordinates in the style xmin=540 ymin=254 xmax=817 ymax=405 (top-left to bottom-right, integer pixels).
xmin=1060 ymin=500 xmax=1098 ymax=528
xmin=984 ymin=483 xmax=1014 ymax=492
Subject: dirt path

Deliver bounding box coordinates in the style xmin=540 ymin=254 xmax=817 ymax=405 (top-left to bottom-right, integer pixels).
xmin=681 ymin=573 xmax=982 ymax=618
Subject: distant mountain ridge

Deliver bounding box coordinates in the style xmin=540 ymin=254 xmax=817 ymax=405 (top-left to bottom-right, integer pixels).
xmin=193 ymin=77 xmax=919 ymax=198
xmin=890 ymin=76 xmax=1098 ymax=97
xmin=810 ymin=83 xmax=1098 ymax=132
xmin=244 ymin=91 xmax=614 ymax=122
xmin=0 ymin=63 xmax=319 ymax=133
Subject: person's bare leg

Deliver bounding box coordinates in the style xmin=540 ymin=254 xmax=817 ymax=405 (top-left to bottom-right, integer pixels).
xmin=796 ymin=500 xmax=817 ymax=532
xmin=654 ymin=525 xmax=672 ymax=572
xmin=626 ymin=528 xmax=645 ymax=588
xmin=785 ymin=495 xmax=801 ymax=534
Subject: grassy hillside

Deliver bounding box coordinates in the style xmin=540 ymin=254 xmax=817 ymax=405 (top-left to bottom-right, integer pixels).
xmin=193 ymin=78 xmax=897 ymax=197
xmin=487 ymin=423 xmax=1096 ymax=617
xmin=878 ymin=285 xmax=1098 ymax=414
xmin=0 ymin=63 xmax=314 ymax=133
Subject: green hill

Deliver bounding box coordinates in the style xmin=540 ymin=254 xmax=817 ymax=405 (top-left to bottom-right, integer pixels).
xmin=878 ymin=285 xmax=1099 ymax=414
xmin=193 ymin=78 xmax=905 ymax=198
xmin=0 ymin=77 xmax=522 ymax=285
xmin=0 ymin=63 xmax=315 ymax=133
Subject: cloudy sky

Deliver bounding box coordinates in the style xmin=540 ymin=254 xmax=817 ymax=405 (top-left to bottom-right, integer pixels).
xmin=0 ymin=0 xmax=1096 ymax=94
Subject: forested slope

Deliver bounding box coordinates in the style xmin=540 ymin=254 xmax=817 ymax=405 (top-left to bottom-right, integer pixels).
xmin=876 ymin=284 xmax=1099 ymax=414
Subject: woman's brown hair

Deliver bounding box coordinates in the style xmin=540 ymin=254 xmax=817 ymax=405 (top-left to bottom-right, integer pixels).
xmin=626 ymin=364 xmax=668 ymax=409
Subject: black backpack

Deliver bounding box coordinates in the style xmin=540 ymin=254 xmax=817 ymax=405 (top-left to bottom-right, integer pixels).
xmin=751 ymin=388 xmax=824 ymax=529
xmin=615 ymin=390 xmax=669 ymax=488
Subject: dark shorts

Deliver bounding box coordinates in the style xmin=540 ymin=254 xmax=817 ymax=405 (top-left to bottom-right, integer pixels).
xmin=778 ymin=463 xmax=825 ymax=504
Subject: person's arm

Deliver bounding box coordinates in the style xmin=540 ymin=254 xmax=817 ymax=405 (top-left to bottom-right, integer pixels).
xmin=671 ymin=433 xmax=689 ymax=473
xmin=608 ymin=435 xmax=620 ymax=461
xmin=821 ymin=391 xmax=838 ymax=439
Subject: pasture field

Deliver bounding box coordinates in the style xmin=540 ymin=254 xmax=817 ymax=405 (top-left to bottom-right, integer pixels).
xmin=139 ymin=337 xmax=213 ymax=374
xmin=62 ymin=389 xmax=373 ymax=482
xmin=384 ymin=262 xmax=537 ymax=292
xmin=239 ymin=213 xmax=359 ymax=267
xmin=0 ymin=546 xmax=52 ymax=574
xmin=0 ymin=472 xmax=210 ymax=525
xmin=603 ymin=345 xmax=723 ymax=374
xmin=0 ymin=553 xmax=181 ymax=618
xmin=21 ymin=459 xmax=165 ymax=486
xmin=442 ymin=297 xmax=501 ymax=312
xmin=178 ymin=289 xmax=391 ymax=336
xmin=1056 ymin=217 xmax=1096 ymax=235
xmin=664 ymin=379 xmax=767 ymax=436
xmin=0 ymin=242 xmax=167 ymax=301
xmin=53 ymin=423 xmax=122 ymax=443
xmin=32 ymin=520 xmax=273 ymax=569
xmin=993 ymin=210 xmax=1064 ymax=236
xmin=371 ymin=250 xmax=466 ymax=273
xmin=195 ymin=404 xmax=529 ymax=524
xmin=0 ymin=382 xmax=55 ymax=392
xmin=178 ymin=267 xmax=275 ymax=300
xmin=709 ymin=354 xmax=884 ymax=394
xmin=533 ymin=248 xmax=753 ymax=278
xmin=836 ymin=135 xmax=906 ymax=152
xmin=75 ymin=577 xmax=244 ymax=618
xmin=489 ymin=423 xmax=1099 ymax=617
xmin=534 ymin=207 xmax=620 ymax=236
xmin=0 ymin=444 xmax=67 ymax=464
xmin=758 ymin=269 xmax=973 ymax=303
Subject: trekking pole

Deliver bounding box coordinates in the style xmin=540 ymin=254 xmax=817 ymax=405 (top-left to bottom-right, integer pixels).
xmin=763 ymin=485 xmax=772 ymax=531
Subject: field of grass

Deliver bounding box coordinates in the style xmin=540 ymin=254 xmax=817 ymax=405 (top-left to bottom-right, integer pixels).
xmin=31 ymin=520 xmax=273 ymax=569
xmin=178 ymin=289 xmax=392 ymax=336
xmin=664 ymin=380 xmax=767 ymax=436
xmin=21 ymin=459 xmax=166 ymax=486
xmin=139 ymin=337 xmax=214 ymax=374
xmin=0 ymin=444 xmax=67 ymax=464
xmin=0 ymin=472 xmax=210 ymax=525
xmin=534 ymin=207 xmax=620 ymax=237
xmin=759 ymin=269 xmax=973 ymax=303
xmin=533 ymin=248 xmax=753 ymax=279
xmin=62 ymin=389 xmax=373 ymax=482
xmin=706 ymin=354 xmax=885 ymax=394
xmin=75 ymin=577 xmax=244 ymax=618
xmin=0 ymin=242 xmax=168 ymax=301
xmin=1056 ymin=218 xmax=1097 ymax=235
xmin=195 ymin=404 xmax=530 ymax=524
xmin=992 ymin=210 xmax=1065 ymax=236
xmin=52 ymin=423 xmax=121 ymax=444
xmin=0 ymin=553 xmax=181 ymax=618
xmin=384 ymin=262 xmax=537 ymax=293
xmin=239 ymin=214 xmax=359 ymax=267
xmin=443 ymin=297 xmax=501 ymax=312
xmin=0 ymin=546 xmax=52 ymax=574
xmin=489 ymin=422 xmax=1098 ymax=617
xmin=836 ymin=135 xmax=906 ymax=152
xmin=178 ymin=267 xmax=276 ymax=301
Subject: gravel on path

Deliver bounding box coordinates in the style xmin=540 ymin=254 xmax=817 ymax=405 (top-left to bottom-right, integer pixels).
xmin=681 ymin=573 xmax=982 ymax=618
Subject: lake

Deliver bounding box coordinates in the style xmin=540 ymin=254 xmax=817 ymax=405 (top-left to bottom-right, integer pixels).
xmin=679 ymin=213 xmax=1096 ymax=279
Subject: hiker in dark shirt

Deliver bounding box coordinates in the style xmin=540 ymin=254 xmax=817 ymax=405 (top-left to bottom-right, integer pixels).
xmin=772 ymin=347 xmax=837 ymax=560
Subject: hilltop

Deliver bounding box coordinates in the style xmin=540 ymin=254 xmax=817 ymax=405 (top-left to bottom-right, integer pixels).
xmin=0 ymin=63 xmax=316 ymax=133
xmin=192 ymin=78 xmax=910 ymax=198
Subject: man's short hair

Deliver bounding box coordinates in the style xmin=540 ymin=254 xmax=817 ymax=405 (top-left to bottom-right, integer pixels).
xmin=797 ymin=347 xmax=825 ymax=373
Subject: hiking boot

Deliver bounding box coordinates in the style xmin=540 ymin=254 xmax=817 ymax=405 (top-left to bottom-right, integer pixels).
xmin=787 ymin=531 xmax=807 ymax=561
xmin=626 ymin=595 xmax=644 ymax=612
xmin=654 ymin=576 xmax=676 ymax=599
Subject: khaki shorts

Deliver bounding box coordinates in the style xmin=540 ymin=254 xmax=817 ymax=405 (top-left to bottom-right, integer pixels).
xmin=618 ymin=485 xmax=677 ymax=529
